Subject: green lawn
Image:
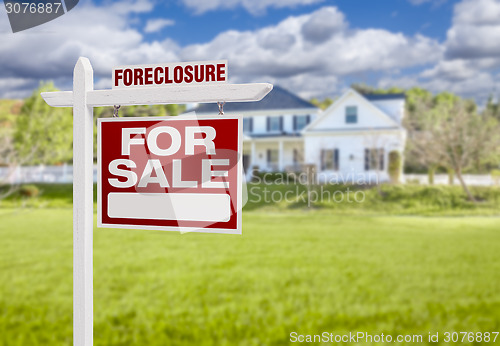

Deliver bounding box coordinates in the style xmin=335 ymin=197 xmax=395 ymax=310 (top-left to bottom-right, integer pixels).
xmin=3 ymin=183 xmax=500 ymax=216
xmin=1 ymin=208 xmax=500 ymax=345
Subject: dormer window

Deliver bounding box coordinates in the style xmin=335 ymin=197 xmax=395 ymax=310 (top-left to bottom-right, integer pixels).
xmin=346 ymin=106 xmax=357 ymax=124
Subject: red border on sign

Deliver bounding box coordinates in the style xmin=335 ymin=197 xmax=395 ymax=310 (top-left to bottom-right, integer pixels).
xmin=97 ymin=115 xmax=242 ymax=234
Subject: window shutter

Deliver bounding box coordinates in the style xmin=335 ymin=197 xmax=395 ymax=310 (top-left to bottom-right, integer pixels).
xmin=320 ymin=149 xmax=325 ymax=171
xmin=293 ymin=116 xmax=297 ymax=131
xmin=364 ymin=149 xmax=369 ymax=171
xmin=279 ymin=116 xmax=283 ymax=132
xmin=249 ymin=117 xmax=253 ymax=133
xmin=267 ymin=149 xmax=271 ymax=163
xmin=266 ymin=117 xmax=270 ymax=132
xmin=379 ymin=149 xmax=385 ymax=170
xmin=334 ymin=149 xmax=339 ymax=171
xmin=306 ymin=115 xmax=311 ymax=125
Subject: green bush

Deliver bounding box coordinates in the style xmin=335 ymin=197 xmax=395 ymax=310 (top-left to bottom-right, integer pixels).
xmin=19 ymin=184 xmax=40 ymax=198
xmin=2 ymin=183 xmax=500 ymax=216
xmin=492 ymin=169 xmax=500 ymax=186
xmin=428 ymin=166 xmax=435 ymax=185
xmin=448 ymin=168 xmax=455 ymax=185
xmin=251 ymin=171 xmax=293 ymax=184
xmin=388 ymin=151 xmax=402 ymax=183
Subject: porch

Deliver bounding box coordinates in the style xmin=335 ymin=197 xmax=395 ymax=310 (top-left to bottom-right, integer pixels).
xmin=242 ymin=137 xmax=304 ymax=175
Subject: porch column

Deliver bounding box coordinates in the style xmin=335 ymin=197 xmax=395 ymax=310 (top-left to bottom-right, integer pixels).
xmin=279 ymin=140 xmax=284 ymax=171
xmin=251 ymin=141 xmax=256 ymax=168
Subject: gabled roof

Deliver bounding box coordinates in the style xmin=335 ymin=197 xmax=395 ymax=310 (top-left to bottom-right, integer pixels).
xmin=363 ymin=93 xmax=406 ymax=101
xmin=303 ymin=88 xmax=403 ymax=133
xmin=194 ymin=85 xmax=318 ymax=114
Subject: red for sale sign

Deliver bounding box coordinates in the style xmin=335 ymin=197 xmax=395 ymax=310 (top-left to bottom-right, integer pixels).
xmin=97 ymin=116 xmax=242 ymax=234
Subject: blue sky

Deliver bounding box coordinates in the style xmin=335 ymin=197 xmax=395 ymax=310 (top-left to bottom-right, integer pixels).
xmin=134 ymin=0 xmax=456 ymax=45
xmin=1 ymin=0 xmax=499 ymax=104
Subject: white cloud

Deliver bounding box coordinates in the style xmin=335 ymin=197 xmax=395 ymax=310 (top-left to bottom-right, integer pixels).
xmin=180 ymin=0 xmax=324 ymax=15
xmin=402 ymin=0 xmax=500 ymax=103
xmin=408 ymin=0 xmax=431 ymax=4
xmin=380 ymin=68 xmax=498 ymax=105
xmin=420 ymin=59 xmax=477 ymax=81
xmin=0 ymin=0 xmax=179 ymax=97
xmin=0 ymin=4 xmax=444 ymax=99
xmin=301 ymin=6 xmax=346 ymax=43
xmin=407 ymin=0 xmax=447 ymax=6
xmin=111 ymin=0 xmax=154 ymax=14
xmin=446 ymin=24 xmax=500 ymax=59
xmin=274 ymin=74 xmax=340 ymax=99
xmin=144 ymin=18 xmax=175 ymax=33
xmin=418 ymin=57 xmax=500 ymax=103
xmin=423 ymin=72 xmax=497 ymax=99
xmin=0 ymin=77 xmax=39 ymax=99
xmin=445 ymin=0 xmax=500 ymax=59
xmin=377 ymin=76 xmax=420 ymax=92
xmin=452 ymin=0 xmax=500 ymax=25
xmin=180 ymin=6 xmax=442 ymax=96
xmin=3 ymin=0 xmax=497 ymax=104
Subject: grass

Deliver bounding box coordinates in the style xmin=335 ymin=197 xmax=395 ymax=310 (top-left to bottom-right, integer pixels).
xmin=1 ymin=208 xmax=500 ymax=345
xmin=4 ymin=183 xmax=500 ymax=216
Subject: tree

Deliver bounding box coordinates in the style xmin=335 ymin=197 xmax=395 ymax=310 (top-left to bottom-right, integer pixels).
xmin=0 ymin=103 xmax=22 ymax=199
xmin=310 ymin=97 xmax=334 ymax=110
xmin=14 ymin=82 xmax=73 ymax=165
xmin=406 ymin=96 xmax=500 ymax=201
xmin=351 ymin=83 xmax=404 ymax=95
xmin=483 ymin=94 xmax=500 ymax=121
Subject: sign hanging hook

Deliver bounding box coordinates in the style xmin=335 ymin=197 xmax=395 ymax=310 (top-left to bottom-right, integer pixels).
xmin=217 ymin=101 xmax=225 ymax=115
xmin=113 ymin=105 xmax=121 ymax=117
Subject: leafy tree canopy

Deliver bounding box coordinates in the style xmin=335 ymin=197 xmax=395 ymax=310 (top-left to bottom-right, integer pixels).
xmin=14 ymin=82 xmax=73 ymax=165
xmin=310 ymin=97 xmax=334 ymax=110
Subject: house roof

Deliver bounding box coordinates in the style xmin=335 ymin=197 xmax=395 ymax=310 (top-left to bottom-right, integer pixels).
xmin=247 ymin=132 xmax=302 ymax=138
xmin=193 ymin=85 xmax=318 ymax=114
xmin=302 ymin=88 xmax=402 ymax=133
xmin=362 ymin=93 xmax=406 ymax=101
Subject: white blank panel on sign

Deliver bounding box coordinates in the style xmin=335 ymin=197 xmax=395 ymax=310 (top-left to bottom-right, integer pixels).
xmin=107 ymin=193 xmax=230 ymax=222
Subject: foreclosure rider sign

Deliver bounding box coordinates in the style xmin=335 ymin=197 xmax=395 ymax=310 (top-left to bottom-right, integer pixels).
xmin=113 ymin=60 xmax=227 ymax=88
xmin=98 ymin=116 xmax=242 ymax=234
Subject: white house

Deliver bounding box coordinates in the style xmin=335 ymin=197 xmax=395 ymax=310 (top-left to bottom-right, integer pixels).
xmin=303 ymin=89 xmax=407 ymax=184
xmin=195 ymin=86 xmax=320 ymax=177
xmin=194 ymin=87 xmax=406 ymax=183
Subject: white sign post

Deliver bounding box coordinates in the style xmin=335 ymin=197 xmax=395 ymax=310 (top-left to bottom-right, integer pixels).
xmin=41 ymin=57 xmax=272 ymax=346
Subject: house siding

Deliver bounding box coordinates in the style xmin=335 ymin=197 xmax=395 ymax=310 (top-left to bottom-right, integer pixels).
xmin=201 ymin=88 xmax=406 ymax=183
xmin=302 ymin=89 xmax=406 ymax=184
xmin=304 ymin=132 xmax=405 ymax=183
xmin=309 ymin=93 xmax=399 ymax=131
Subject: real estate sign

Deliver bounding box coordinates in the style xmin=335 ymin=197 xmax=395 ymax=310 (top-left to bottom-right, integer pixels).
xmin=98 ymin=116 xmax=242 ymax=234
xmin=112 ymin=60 xmax=228 ymax=88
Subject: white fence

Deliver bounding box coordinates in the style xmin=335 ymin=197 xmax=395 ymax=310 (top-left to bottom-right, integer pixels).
xmin=404 ymin=174 xmax=496 ymax=187
xmin=0 ymin=164 xmax=98 ymax=184
xmin=0 ymin=165 xmax=497 ymax=186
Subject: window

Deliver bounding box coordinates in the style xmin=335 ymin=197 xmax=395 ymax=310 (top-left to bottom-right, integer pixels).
xmin=320 ymin=149 xmax=339 ymax=171
xmin=267 ymin=116 xmax=283 ymax=132
xmin=294 ymin=115 xmax=310 ymax=131
xmin=364 ymin=148 xmax=385 ymax=171
xmin=243 ymin=118 xmax=253 ymax=133
xmin=346 ymin=106 xmax=357 ymax=124
xmin=267 ymin=149 xmax=279 ymax=167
